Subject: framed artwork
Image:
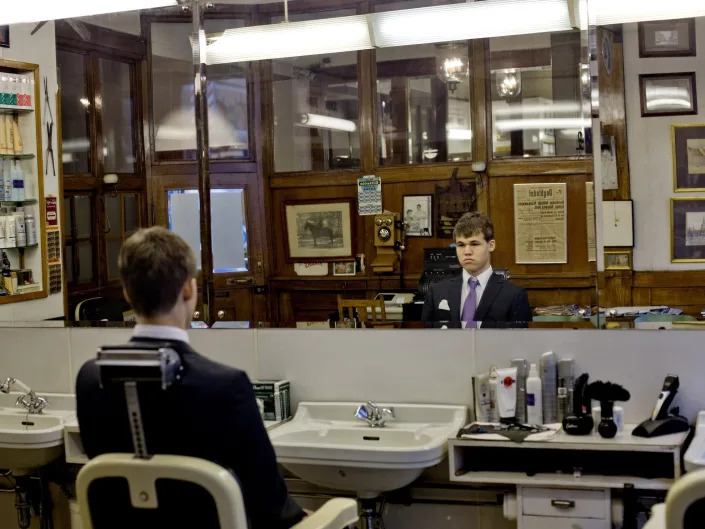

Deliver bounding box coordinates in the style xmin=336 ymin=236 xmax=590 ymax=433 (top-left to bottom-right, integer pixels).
xmin=602 ymin=200 xmax=634 ymax=247
xmin=639 ymin=72 xmax=697 ymax=117
xmin=672 ymin=124 xmax=705 ymax=191
xmin=435 ymin=168 xmax=477 ymax=238
xmin=639 ymin=18 xmax=696 ymax=58
xmin=604 ymin=249 xmax=632 ymax=270
xmin=671 ymin=198 xmax=705 ymax=262
xmin=402 ymin=195 xmax=433 ymax=237
xmin=0 ymin=26 xmax=8 ymax=48
xmin=332 ymin=261 xmax=356 ymax=276
xmin=282 ymin=199 xmax=354 ymax=262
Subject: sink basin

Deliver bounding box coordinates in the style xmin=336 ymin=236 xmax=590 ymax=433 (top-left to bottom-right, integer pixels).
xmin=0 ymin=407 xmax=75 ymax=470
xmin=269 ymin=402 xmax=467 ymax=497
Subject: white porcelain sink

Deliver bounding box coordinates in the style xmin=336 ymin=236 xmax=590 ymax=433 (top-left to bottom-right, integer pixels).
xmin=0 ymin=407 xmax=75 ymax=470
xmin=270 ymin=402 xmax=467 ymax=497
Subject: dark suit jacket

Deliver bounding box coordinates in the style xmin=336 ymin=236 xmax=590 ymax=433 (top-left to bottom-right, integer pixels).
xmin=76 ymin=337 xmax=304 ymax=529
xmin=421 ymin=273 xmax=531 ymax=328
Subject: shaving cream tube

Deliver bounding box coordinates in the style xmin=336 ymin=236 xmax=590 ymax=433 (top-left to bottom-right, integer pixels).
xmin=496 ymin=367 xmax=518 ymax=421
xmin=473 ymin=373 xmax=491 ymax=422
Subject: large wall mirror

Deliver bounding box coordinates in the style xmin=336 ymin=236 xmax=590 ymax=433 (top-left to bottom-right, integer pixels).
xmin=10 ymin=1 xmax=705 ymax=330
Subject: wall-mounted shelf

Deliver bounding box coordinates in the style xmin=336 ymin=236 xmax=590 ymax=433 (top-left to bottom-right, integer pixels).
xmin=4 ymin=244 xmax=39 ymax=250
xmin=0 ymin=153 xmax=35 ymax=160
xmin=0 ymin=105 xmax=34 ymax=114
xmin=1 ymin=199 xmax=38 ymax=206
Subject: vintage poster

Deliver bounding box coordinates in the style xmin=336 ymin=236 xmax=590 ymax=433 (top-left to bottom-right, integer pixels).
xmin=586 ymin=182 xmax=596 ymax=262
xmin=513 ymin=183 xmax=567 ymax=264
xmin=357 ymin=175 xmax=382 ymax=215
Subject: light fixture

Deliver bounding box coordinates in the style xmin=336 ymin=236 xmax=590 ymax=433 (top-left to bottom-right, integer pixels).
xmin=206 ymin=14 xmax=373 ymax=64
xmin=296 ymin=113 xmax=357 ymax=133
xmin=436 ymin=43 xmax=469 ymax=94
xmin=0 ymin=0 xmax=177 ymax=25
xmin=371 ymin=0 xmax=577 ymax=48
xmin=589 ymin=0 xmax=705 ymax=25
xmin=496 ymin=69 xmax=522 ymax=98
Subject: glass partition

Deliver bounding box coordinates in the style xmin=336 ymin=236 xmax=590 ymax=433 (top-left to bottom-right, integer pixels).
xmin=168 ymin=189 xmax=248 ymax=273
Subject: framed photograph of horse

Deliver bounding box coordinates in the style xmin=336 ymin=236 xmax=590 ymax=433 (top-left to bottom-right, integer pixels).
xmin=282 ymin=199 xmax=355 ymax=262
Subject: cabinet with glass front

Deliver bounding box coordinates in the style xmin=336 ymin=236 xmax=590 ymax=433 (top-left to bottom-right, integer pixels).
xmin=0 ymin=59 xmax=47 ymax=303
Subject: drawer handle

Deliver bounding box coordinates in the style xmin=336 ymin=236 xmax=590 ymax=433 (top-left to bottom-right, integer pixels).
xmin=551 ymin=500 xmax=576 ymax=509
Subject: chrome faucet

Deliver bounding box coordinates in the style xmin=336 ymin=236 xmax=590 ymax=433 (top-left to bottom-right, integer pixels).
xmin=0 ymin=378 xmax=49 ymax=414
xmin=355 ymin=401 xmax=395 ymax=428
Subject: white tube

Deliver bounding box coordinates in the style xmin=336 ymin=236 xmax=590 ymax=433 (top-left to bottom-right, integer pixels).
xmin=297 ymin=113 xmax=357 ymax=133
xmin=496 ymin=367 xmax=517 ymax=420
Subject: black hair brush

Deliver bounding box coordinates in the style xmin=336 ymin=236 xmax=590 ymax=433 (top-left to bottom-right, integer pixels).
xmin=585 ymin=381 xmax=631 ymax=438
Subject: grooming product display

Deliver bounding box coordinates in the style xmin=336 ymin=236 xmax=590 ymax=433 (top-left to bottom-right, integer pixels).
xmin=488 ymin=367 xmax=499 ymax=423
xmin=11 ymin=166 xmax=24 ymax=201
xmin=0 ymin=116 xmax=7 ymax=155
xmin=557 ymin=358 xmax=574 ymax=423
xmin=10 ymin=116 xmax=22 ymax=154
xmin=526 ymin=363 xmax=543 ymax=425
xmin=540 ymin=351 xmax=557 ymax=423
xmin=495 ymin=367 xmax=517 ymax=422
xmin=592 ymin=406 xmax=624 ymax=432
xmin=24 ymin=210 xmax=36 ymax=246
xmin=4 ymin=115 xmax=12 ymax=154
xmin=511 ymin=358 xmax=528 ymax=423
xmin=562 ymin=373 xmax=594 ymax=435
xmin=632 ymin=374 xmax=690 ymax=438
xmin=472 ymin=373 xmax=492 ymax=422
xmin=2 ymin=162 xmax=10 ymax=200
xmin=0 ymin=210 xmax=6 ymax=249
xmin=14 ymin=209 xmax=25 ymax=247
xmin=586 ymin=380 xmax=631 ymax=439
xmin=252 ymin=380 xmax=291 ymax=421
xmin=5 ymin=211 xmax=15 ymax=248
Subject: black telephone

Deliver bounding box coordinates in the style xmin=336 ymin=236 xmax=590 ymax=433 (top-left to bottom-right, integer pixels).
xmin=417 ymin=248 xmax=462 ymax=297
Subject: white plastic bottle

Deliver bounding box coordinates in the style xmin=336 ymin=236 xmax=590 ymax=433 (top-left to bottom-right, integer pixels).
xmin=526 ymin=363 xmax=543 ymax=425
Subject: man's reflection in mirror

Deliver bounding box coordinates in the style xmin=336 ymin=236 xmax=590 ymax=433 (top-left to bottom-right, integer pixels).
xmin=421 ymin=212 xmax=531 ymax=328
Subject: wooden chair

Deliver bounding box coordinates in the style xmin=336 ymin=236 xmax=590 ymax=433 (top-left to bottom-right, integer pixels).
xmin=337 ymin=296 xmax=390 ymax=327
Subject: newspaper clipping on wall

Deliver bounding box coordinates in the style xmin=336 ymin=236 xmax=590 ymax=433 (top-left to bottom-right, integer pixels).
xmin=514 ymin=183 xmax=567 ymax=264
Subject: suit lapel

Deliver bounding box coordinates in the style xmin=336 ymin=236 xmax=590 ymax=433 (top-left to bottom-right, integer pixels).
xmin=475 ymin=273 xmax=504 ymax=321
xmin=447 ymin=275 xmax=463 ymax=323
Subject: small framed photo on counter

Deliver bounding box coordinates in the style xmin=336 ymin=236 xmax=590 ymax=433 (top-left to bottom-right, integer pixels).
xmin=671 ymin=198 xmax=705 ymax=262
xmin=332 ymin=261 xmax=356 ymax=276
xmin=672 ymin=124 xmax=705 ymax=191
xmin=639 ymin=72 xmax=697 ymax=117
xmin=604 ymin=249 xmax=632 ymax=270
xmin=639 ymin=18 xmax=696 ymax=58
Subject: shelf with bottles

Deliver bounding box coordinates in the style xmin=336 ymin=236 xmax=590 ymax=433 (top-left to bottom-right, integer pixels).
xmin=0 ymin=105 xmax=34 ymax=114
xmin=0 ymin=153 xmax=34 ymax=160
xmin=0 ymin=199 xmax=38 ymax=207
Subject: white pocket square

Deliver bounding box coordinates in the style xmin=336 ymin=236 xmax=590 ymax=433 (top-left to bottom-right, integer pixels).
xmin=438 ymin=299 xmax=450 ymax=311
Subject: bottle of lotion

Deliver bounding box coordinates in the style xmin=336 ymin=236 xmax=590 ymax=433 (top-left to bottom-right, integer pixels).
xmin=527 ymin=363 xmax=543 ymax=425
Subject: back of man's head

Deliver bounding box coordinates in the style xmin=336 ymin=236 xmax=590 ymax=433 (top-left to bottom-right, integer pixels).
xmin=119 ymin=227 xmax=197 ymax=317
xmin=453 ymin=211 xmax=494 ymax=242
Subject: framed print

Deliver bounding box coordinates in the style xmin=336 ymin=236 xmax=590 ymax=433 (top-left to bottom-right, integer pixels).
xmin=639 ymin=18 xmax=696 ymax=58
xmin=283 ymin=199 xmax=354 ymax=262
xmin=604 ymin=249 xmax=632 ymax=270
xmin=673 ymin=124 xmax=705 ymax=191
xmin=403 ymin=195 xmax=433 ymax=237
xmin=435 ymin=168 xmax=476 ymax=238
xmin=332 ymin=261 xmax=356 ymax=276
xmin=639 ymin=72 xmax=697 ymax=117
xmin=0 ymin=26 xmax=8 ymax=48
xmin=602 ymin=200 xmax=634 ymax=247
xmin=671 ymin=198 xmax=705 ymax=262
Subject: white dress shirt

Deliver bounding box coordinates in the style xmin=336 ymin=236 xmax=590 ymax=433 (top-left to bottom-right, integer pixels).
xmin=460 ymin=266 xmax=494 ymax=329
xmin=133 ymin=324 xmax=190 ymax=344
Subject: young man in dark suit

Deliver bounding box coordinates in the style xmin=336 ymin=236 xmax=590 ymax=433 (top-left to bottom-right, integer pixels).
xmin=421 ymin=212 xmax=531 ymax=328
xmin=76 ymin=227 xmax=305 ymax=529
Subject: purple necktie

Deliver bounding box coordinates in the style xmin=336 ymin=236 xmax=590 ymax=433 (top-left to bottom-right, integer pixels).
xmin=462 ymin=278 xmax=479 ymax=328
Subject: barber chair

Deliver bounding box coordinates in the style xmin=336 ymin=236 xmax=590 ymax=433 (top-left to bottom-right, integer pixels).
xmin=643 ymin=469 xmax=705 ymax=529
xmin=75 ymin=345 xmax=358 ymax=529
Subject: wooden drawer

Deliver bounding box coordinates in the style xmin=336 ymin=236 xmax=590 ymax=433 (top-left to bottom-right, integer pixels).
xmin=522 ymin=488 xmax=607 ymax=519
xmin=522 ymin=516 xmax=607 ymax=529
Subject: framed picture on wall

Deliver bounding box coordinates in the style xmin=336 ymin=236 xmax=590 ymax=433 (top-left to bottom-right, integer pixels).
xmin=282 ymin=199 xmax=355 ymax=262
xmin=671 ymin=198 xmax=705 ymax=262
xmin=332 ymin=261 xmax=356 ymax=276
xmin=639 ymin=18 xmax=696 ymax=58
xmin=602 ymin=200 xmax=634 ymax=247
xmin=0 ymin=26 xmax=8 ymax=48
xmin=639 ymin=72 xmax=697 ymax=117
xmin=402 ymin=195 xmax=433 ymax=237
xmin=604 ymin=249 xmax=632 ymax=270
xmin=673 ymin=124 xmax=705 ymax=191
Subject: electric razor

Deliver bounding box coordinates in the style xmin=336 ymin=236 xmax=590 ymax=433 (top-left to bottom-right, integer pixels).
xmin=651 ymin=375 xmax=679 ymax=421
xmin=562 ymin=373 xmax=594 ymax=435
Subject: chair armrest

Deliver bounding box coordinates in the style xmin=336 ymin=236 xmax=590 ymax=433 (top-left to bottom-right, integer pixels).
xmin=292 ymin=498 xmax=358 ymax=529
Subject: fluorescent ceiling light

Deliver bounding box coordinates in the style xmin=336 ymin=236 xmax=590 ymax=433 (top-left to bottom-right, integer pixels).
xmin=206 ymin=15 xmax=373 ymax=64
xmin=296 ymin=113 xmax=357 ymax=133
xmin=0 ymin=0 xmax=176 ymax=25
xmin=589 ymin=0 xmax=705 ymax=25
xmin=496 ymin=117 xmax=591 ymax=132
xmin=371 ymin=0 xmax=576 ymax=48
